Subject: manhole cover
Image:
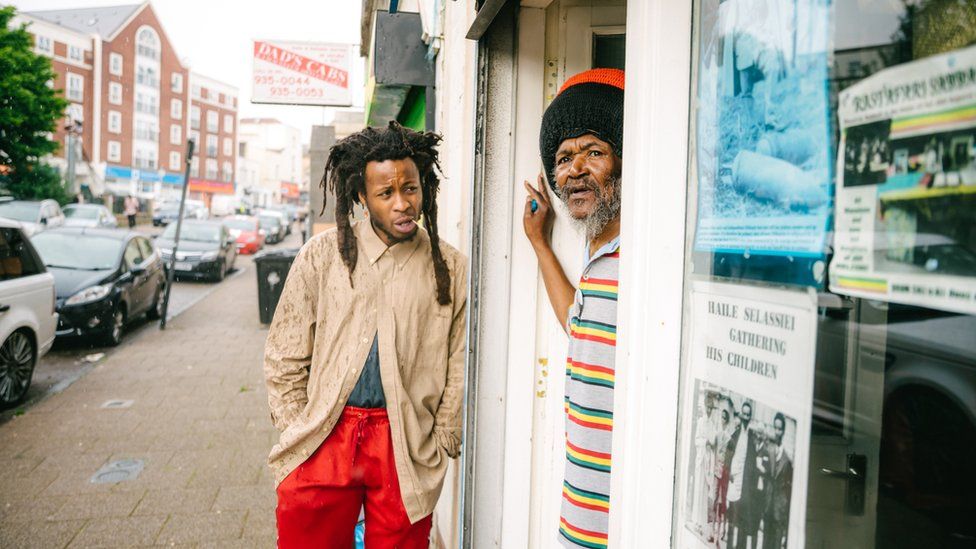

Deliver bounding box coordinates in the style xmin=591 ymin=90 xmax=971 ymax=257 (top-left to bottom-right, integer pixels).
xmin=90 ymin=459 xmax=144 ymax=484
xmin=100 ymin=399 xmax=134 ymax=409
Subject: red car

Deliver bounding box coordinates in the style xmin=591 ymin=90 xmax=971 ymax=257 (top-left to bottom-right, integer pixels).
xmin=223 ymin=215 xmax=265 ymax=254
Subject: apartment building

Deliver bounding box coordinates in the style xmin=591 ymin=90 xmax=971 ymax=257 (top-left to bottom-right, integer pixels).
xmin=237 ymin=118 xmax=302 ymax=208
xmin=13 ymin=2 xmax=236 ymax=207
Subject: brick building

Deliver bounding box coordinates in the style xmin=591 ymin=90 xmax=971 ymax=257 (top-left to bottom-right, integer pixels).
xmin=12 ymin=2 xmax=237 ymax=209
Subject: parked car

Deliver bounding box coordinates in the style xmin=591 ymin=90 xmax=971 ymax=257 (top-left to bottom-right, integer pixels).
xmin=0 ymin=199 xmax=65 ymax=237
xmin=186 ymin=199 xmax=209 ymax=220
xmin=156 ymin=220 xmax=237 ymax=281
xmin=62 ymin=204 xmax=118 ymax=229
xmin=31 ymin=228 xmax=166 ymax=346
xmin=260 ymin=208 xmax=292 ymax=235
xmin=0 ymin=219 xmax=57 ymax=407
xmin=258 ymin=212 xmax=286 ymax=244
xmin=152 ymin=203 xmax=184 ymax=227
xmin=222 ymin=215 xmax=265 ymax=254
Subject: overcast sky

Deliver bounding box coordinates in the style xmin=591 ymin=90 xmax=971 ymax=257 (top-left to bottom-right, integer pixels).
xmin=10 ymin=0 xmax=366 ymax=144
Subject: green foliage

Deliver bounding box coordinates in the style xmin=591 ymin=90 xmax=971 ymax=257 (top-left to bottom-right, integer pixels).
xmin=0 ymin=6 xmax=69 ymax=200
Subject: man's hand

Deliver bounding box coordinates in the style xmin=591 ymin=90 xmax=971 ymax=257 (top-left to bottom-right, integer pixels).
xmin=523 ymin=174 xmax=554 ymax=251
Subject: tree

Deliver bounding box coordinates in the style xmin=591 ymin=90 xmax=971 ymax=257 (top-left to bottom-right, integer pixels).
xmin=0 ymin=6 xmax=69 ymax=202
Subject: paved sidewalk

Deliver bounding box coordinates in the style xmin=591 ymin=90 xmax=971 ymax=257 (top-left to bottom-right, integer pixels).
xmin=0 ymin=258 xmax=279 ymax=548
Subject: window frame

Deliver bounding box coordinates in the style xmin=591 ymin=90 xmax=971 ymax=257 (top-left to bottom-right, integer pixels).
xmin=109 ymin=52 xmax=123 ymax=76
xmin=108 ymin=111 xmax=122 ymax=134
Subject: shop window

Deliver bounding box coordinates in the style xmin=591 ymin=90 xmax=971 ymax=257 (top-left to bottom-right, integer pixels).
xmin=672 ymin=2 xmax=976 ymax=549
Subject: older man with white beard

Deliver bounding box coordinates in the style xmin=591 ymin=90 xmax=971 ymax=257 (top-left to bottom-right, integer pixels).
xmin=523 ymin=68 xmax=624 ymax=549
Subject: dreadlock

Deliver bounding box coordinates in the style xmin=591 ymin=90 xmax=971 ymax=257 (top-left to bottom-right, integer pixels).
xmin=321 ymin=121 xmax=451 ymax=306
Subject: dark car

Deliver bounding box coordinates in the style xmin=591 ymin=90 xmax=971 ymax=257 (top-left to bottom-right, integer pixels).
xmin=30 ymin=228 xmax=166 ymax=346
xmin=257 ymin=213 xmax=285 ymax=244
xmin=156 ymin=220 xmax=237 ymax=282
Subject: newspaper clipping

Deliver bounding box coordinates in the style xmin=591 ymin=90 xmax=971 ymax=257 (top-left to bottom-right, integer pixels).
xmin=693 ymin=0 xmax=832 ymax=270
xmin=676 ymin=282 xmax=817 ymax=549
xmin=830 ymin=44 xmax=976 ymax=314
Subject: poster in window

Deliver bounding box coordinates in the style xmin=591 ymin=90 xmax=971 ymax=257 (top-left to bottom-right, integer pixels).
xmin=693 ymin=0 xmax=833 ymax=286
xmin=675 ymin=282 xmax=817 ymax=549
xmin=829 ymin=44 xmax=976 ymax=315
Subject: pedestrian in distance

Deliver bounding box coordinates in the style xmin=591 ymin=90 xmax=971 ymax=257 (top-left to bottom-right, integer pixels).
xmin=124 ymin=194 xmax=139 ymax=228
xmin=264 ymin=121 xmax=467 ymax=548
xmin=523 ymin=68 xmax=624 ymax=549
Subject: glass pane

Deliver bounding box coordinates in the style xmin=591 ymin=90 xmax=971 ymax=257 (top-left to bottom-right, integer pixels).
xmin=593 ymin=33 xmax=626 ymax=70
xmin=675 ymin=1 xmax=976 ymax=548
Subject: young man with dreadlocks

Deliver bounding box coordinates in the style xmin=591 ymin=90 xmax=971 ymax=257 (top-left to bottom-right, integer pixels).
xmin=523 ymin=68 xmax=624 ymax=549
xmin=264 ymin=121 xmax=467 ymax=548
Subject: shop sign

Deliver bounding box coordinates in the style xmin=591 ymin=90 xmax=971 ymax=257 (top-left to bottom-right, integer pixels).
xmin=830 ymin=44 xmax=976 ymax=315
xmin=691 ymin=0 xmax=833 ymax=286
xmin=675 ymin=282 xmax=818 ymax=549
xmin=280 ymin=181 xmax=300 ymax=199
xmin=188 ymin=178 xmax=235 ymax=195
xmin=104 ymin=165 xmax=183 ymax=185
xmin=252 ymin=40 xmax=352 ymax=106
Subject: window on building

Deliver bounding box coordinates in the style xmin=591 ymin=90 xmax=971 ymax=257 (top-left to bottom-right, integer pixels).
xmin=107 ymin=141 xmax=121 ymax=162
xmin=136 ymin=92 xmax=158 ymax=115
xmin=190 ymin=106 xmax=200 ymax=130
xmin=36 ymin=35 xmax=51 ymax=54
xmin=222 ymin=161 xmax=232 ymax=182
xmin=192 ymin=85 xmax=202 ymax=99
xmin=238 ymin=142 xmax=246 ymax=157
xmin=170 ymin=124 xmax=182 ymax=145
xmin=137 ymin=65 xmax=159 ymax=87
xmin=133 ymin=146 xmax=157 ymax=170
xmin=169 ymin=151 xmax=181 ymax=171
xmin=66 ymin=73 xmax=83 ymax=102
xmin=206 ymin=110 xmax=218 ymax=133
xmin=171 ymin=98 xmax=182 ymax=119
xmin=223 ymin=114 xmax=234 ymax=133
xmin=109 ymin=82 xmax=122 ymax=105
xmin=190 ymin=156 xmax=199 ymax=178
xmin=136 ymin=27 xmax=159 ymax=60
xmin=222 ymin=137 xmax=232 ymax=157
xmin=189 ymin=130 xmax=200 ymax=147
xmin=108 ymin=111 xmax=122 ymax=134
xmin=135 ymin=120 xmax=158 ymax=142
xmin=68 ymin=45 xmax=83 ymax=62
xmin=109 ymin=53 xmax=123 ymax=75
xmin=206 ymin=134 xmax=218 ymax=158
xmin=205 ymin=158 xmax=218 ymax=180
xmin=171 ymin=72 xmax=183 ymax=93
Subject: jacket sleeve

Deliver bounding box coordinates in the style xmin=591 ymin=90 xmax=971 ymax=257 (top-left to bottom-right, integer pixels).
xmin=264 ymin=245 xmax=318 ymax=432
xmin=432 ymin=258 xmax=468 ymax=458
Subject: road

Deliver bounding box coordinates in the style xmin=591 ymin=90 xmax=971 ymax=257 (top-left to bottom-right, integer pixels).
xmin=0 ymin=223 xmax=304 ymax=422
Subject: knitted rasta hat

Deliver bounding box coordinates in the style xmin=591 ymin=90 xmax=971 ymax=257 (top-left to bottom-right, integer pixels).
xmin=539 ymin=68 xmax=625 ymax=190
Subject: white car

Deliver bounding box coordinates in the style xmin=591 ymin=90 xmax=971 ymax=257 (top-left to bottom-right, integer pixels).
xmin=0 ymin=218 xmax=57 ymax=407
xmin=0 ymin=199 xmax=65 ymax=237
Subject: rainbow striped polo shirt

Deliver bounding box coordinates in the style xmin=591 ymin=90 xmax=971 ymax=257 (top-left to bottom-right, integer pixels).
xmin=559 ymin=236 xmax=619 ymax=549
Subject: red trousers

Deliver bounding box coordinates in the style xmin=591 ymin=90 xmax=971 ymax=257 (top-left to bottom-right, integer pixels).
xmin=276 ymin=407 xmax=432 ymax=548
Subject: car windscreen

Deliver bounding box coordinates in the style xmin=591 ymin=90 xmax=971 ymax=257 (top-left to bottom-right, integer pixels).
xmin=224 ymin=219 xmax=256 ymax=231
xmin=63 ymin=206 xmax=100 ymax=219
xmin=32 ymin=232 xmax=122 ymax=270
xmin=162 ymin=223 xmax=221 ymax=242
xmin=0 ymin=202 xmax=40 ymax=222
xmin=259 ymin=216 xmax=280 ymax=227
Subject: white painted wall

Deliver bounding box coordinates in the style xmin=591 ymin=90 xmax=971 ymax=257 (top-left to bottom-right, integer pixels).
xmin=237 ymin=120 xmax=302 ymax=204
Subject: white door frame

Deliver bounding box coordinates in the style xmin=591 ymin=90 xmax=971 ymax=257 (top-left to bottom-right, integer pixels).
xmin=610 ymin=0 xmax=693 ymax=547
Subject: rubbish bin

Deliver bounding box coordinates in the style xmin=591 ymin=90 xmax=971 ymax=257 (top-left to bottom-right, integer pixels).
xmin=254 ymin=248 xmax=299 ymax=324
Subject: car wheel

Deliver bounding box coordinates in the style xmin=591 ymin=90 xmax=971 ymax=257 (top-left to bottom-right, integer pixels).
xmin=104 ymin=305 xmax=126 ymax=347
xmin=214 ymin=260 xmax=226 ymax=282
xmin=146 ymin=285 xmax=164 ymax=320
xmin=0 ymin=330 xmax=35 ymax=408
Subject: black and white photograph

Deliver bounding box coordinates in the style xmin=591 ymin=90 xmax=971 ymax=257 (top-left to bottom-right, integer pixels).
xmin=842 ymin=119 xmax=892 ymax=187
xmin=683 ymin=380 xmax=797 ymax=549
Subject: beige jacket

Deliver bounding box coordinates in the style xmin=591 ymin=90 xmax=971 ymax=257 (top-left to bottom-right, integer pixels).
xmin=263 ymin=220 xmax=467 ymax=523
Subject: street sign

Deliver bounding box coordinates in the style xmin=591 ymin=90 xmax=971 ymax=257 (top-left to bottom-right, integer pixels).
xmin=251 ymin=40 xmax=352 ymax=106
